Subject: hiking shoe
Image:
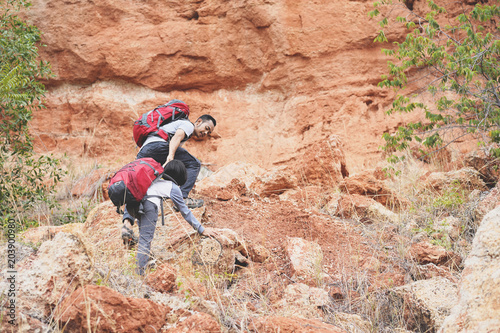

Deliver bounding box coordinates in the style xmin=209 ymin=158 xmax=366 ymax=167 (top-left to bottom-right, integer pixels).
xmin=185 ymin=197 xmax=204 ymax=209
xmin=121 ymin=225 xmax=138 ymax=247
xmin=145 ymin=258 xmax=157 ymax=270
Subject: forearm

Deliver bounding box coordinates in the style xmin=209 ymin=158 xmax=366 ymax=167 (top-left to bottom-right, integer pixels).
xmin=169 ymin=137 xmax=182 ymax=157
xmin=168 ymin=130 xmax=185 ymax=158
xmin=170 ymin=186 xmax=205 ymax=234
xmin=179 ymin=207 xmax=205 ymax=234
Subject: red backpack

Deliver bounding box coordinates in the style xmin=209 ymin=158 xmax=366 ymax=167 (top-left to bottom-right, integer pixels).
xmin=108 ymin=158 xmax=164 ymax=209
xmin=132 ymin=99 xmax=190 ymax=147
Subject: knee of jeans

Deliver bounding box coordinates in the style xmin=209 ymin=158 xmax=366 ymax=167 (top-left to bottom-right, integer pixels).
xmin=185 ymin=157 xmax=201 ymax=170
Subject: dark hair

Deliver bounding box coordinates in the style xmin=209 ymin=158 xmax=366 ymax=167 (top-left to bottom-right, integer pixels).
xmin=197 ymin=114 xmax=217 ymax=127
xmin=162 ymin=160 xmax=187 ymax=186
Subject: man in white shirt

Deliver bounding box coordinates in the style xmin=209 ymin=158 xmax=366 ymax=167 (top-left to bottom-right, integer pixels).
xmin=137 ymin=113 xmax=216 ymax=204
xmin=121 ymin=100 xmax=216 ymax=245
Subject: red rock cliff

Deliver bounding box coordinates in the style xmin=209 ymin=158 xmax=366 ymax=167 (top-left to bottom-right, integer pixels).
xmin=27 ymin=0 xmax=413 ymax=171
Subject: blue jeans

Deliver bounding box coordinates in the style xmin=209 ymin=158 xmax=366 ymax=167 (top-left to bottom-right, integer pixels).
xmin=123 ymin=141 xmax=201 ymax=223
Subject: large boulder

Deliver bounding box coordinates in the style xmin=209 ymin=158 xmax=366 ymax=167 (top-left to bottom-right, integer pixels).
xmin=439 ymin=206 xmax=500 ymax=332
xmin=285 ymin=237 xmax=325 ymax=283
xmin=388 ymin=277 xmax=458 ymax=332
xmin=287 ymin=135 xmax=349 ymax=186
xmin=275 ymin=283 xmax=330 ymax=319
xmin=14 ymin=232 xmax=93 ymax=320
xmin=55 ymin=285 xmax=169 ymax=333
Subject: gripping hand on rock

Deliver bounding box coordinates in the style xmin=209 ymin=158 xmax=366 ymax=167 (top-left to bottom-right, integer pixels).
xmin=201 ymin=227 xmax=219 ymax=238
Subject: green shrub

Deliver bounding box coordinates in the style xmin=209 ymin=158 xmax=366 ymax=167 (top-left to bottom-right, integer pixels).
xmin=0 ymin=0 xmax=64 ymax=233
xmin=370 ymin=1 xmax=500 ymax=160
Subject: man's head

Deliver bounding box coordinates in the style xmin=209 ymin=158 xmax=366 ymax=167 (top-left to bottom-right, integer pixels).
xmin=162 ymin=160 xmax=187 ymax=186
xmin=193 ymin=114 xmax=216 ymax=139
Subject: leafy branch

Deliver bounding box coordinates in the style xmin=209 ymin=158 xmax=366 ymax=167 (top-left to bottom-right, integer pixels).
xmin=0 ymin=0 xmax=64 ymax=231
xmin=370 ymin=0 xmax=500 ymax=160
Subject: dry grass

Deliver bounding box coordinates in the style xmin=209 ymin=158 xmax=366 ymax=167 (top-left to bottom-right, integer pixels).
xmin=14 ymin=157 xmax=107 ymax=231
xmin=10 ymin=150 xmax=491 ymax=333
xmin=317 ymin=153 xmax=487 ymax=332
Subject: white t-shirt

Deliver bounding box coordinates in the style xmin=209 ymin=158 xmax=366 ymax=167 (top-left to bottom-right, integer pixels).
xmin=142 ymin=119 xmax=194 ymax=147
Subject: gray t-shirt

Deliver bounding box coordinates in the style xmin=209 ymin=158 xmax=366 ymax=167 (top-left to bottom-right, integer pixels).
xmin=146 ymin=179 xmax=204 ymax=234
xmin=142 ymin=119 xmax=194 ymax=147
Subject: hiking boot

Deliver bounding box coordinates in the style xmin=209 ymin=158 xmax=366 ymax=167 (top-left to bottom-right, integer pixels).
xmin=136 ymin=256 xmax=157 ymax=276
xmin=145 ymin=258 xmax=157 ymax=270
xmin=185 ymin=197 xmax=204 ymax=209
xmin=121 ymin=225 xmax=138 ymax=248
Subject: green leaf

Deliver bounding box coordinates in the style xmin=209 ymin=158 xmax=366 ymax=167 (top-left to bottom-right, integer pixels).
xmin=0 ymin=0 xmax=63 ymax=232
xmin=372 ymin=0 xmax=500 ymax=160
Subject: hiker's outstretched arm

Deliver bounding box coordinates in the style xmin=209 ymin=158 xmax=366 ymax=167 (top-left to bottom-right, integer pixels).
xmin=169 ymin=185 xmax=205 ymax=234
xmin=165 ymin=129 xmax=186 ymax=166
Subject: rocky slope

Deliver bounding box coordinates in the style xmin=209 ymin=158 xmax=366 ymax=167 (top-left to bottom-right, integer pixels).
xmin=5 ymin=0 xmax=500 ymax=332
xmin=2 ymin=159 xmax=500 ymax=332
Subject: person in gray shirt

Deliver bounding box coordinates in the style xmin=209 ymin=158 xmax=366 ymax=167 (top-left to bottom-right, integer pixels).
xmin=128 ymin=160 xmax=219 ymax=275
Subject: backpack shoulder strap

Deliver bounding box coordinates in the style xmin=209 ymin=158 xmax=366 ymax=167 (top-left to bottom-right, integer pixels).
xmin=140 ymin=195 xmax=166 ymax=226
xmin=139 ymin=160 xmax=161 ymax=177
